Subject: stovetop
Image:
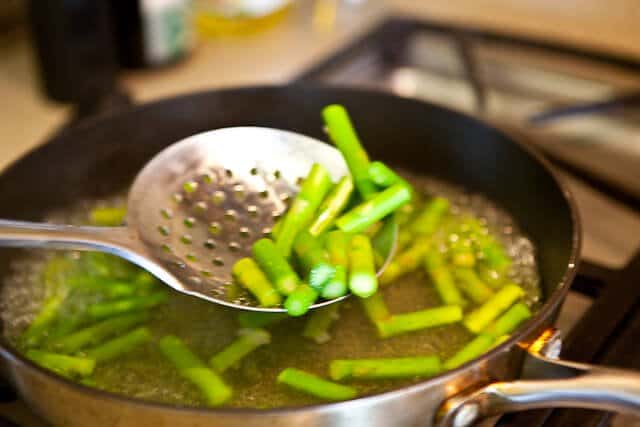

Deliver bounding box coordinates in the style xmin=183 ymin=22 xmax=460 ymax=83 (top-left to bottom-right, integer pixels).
xmin=2 ymin=16 xmax=640 ymax=427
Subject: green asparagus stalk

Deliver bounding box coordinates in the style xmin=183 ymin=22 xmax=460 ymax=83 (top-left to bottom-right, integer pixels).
xmin=87 ymin=292 xmax=168 ymax=320
xmin=277 ymin=368 xmax=357 ymax=401
xmin=252 ymin=238 xmax=301 ymax=296
xmin=302 ymin=303 xmax=341 ymax=344
xmin=20 ymin=295 xmax=66 ymax=349
xmin=477 ymin=238 xmax=512 ymax=273
xmin=410 ymin=197 xmax=449 ymax=235
xmin=360 ymin=292 xmax=391 ymax=326
xmin=329 ymin=356 xmax=441 ymax=380
xmin=449 ymin=239 xmax=476 ymax=268
xmin=463 ymin=284 xmax=525 ymax=333
xmin=336 ymin=184 xmax=412 ymax=233
xmin=89 ymin=207 xmax=127 ymax=226
xmin=443 ymin=334 xmax=495 ymax=370
xmin=380 ymin=240 xmax=430 ymax=285
xmin=322 ymin=104 xmax=377 ymax=198
xmin=348 ymin=234 xmax=378 ymax=298
xmin=367 ymin=161 xmax=412 ymax=191
xmin=237 ymin=312 xmax=288 ymax=329
xmin=48 ymin=311 xmax=148 ymax=354
xmin=232 ymin=258 xmax=282 ymax=307
xmin=371 ymin=214 xmax=398 ymax=268
xmin=309 ymin=176 xmax=354 ymax=236
xmin=424 ymin=250 xmax=466 ymax=307
xmin=325 ymin=231 xmax=350 ymax=267
xmin=159 ymin=335 xmax=232 ymax=406
xmin=210 ymin=329 xmax=271 ymax=372
xmin=275 ymin=163 xmax=333 ymax=257
xmin=284 ymin=284 xmax=319 ymax=317
xmin=452 ymin=268 xmax=493 ymax=304
xmin=66 ymin=275 xmax=156 ymax=298
xmin=483 ymin=302 xmax=531 ymax=338
xmin=478 ymin=265 xmax=507 ymax=289
xmin=47 ymin=312 xmax=87 ymax=342
xmin=377 ymin=305 xmax=463 ymax=338
xmin=84 ymin=327 xmax=152 ymax=363
xmin=27 ymin=350 xmax=95 ymax=377
xmin=293 ymin=231 xmax=335 ymax=291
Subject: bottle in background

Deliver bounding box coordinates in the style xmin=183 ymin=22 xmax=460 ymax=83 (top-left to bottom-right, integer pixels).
xmin=193 ymin=0 xmax=292 ymax=37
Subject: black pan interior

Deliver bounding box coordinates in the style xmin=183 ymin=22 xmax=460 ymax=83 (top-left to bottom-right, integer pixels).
xmin=0 ymin=85 xmax=576 ymax=313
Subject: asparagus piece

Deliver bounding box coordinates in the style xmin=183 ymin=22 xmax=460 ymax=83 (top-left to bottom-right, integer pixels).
xmin=377 ymin=305 xmax=463 ymax=338
xmin=237 ymin=312 xmax=288 ymax=329
xmin=47 ymin=312 xmax=86 ymax=342
xmin=210 ymin=329 xmax=271 ymax=372
xmin=424 ymin=250 xmax=466 ymax=307
xmin=410 ymin=197 xmax=449 ymax=235
xmin=443 ymin=334 xmax=495 ymax=370
xmin=322 ymin=104 xmax=377 ymax=198
xmin=277 ymin=368 xmax=357 ymax=401
xmin=371 ymin=214 xmax=398 ymax=267
xmin=321 ymin=231 xmax=350 ymax=299
xmin=360 ymin=292 xmax=391 ymax=334
xmin=478 ymin=265 xmax=507 ymax=289
xmin=232 ymin=258 xmax=282 ymax=307
xmin=81 ymin=252 xmax=138 ymax=279
xmin=302 ymin=303 xmax=341 ymax=344
xmin=276 ymin=163 xmax=332 ymax=257
xmin=293 ymin=231 xmax=335 ymax=291
xmin=27 ymin=350 xmax=95 ymax=377
xmin=20 ymin=295 xmax=65 ymax=349
xmin=483 ymin=302 xmax=531 ymax=338
xmin=463 ymin=284 xmax=525 ymax=333
xmin=87 ymin=292 xmax=168 ymax=320
xmin=336 ymin=184 xmax=411 ymax=233
xmin=284 ymin=284 xmax=319 ymax=317
xmin=449 ymin=239 xmax=476 ymax=268
xmin=84 ymin=327 xmax=152 ymax=363
xmin=330 ymin=356 xmax=441 ymax=380
xmin=348 ymin=234 xmax=378 ymax=298
xmin=67 ymin=275 xmax=156 ymax=298
xmin=252 ymin=238 xmax=301 ymax=296
xmin=380 ymin=240 xmax=430 ymax=285
xmin=452 ymin=268 xmax=493 ymax=304
xmin=309 ymin=176 xmax=354 ymax=236
xmin=159 ymin=335 xmax=232 ymax=406
xmin=478 ymin=238 xmax=512 ymax=273
xmin=89 ymin=207 xmax=127 ymax=226
xmin=48 ymin=311 xmax=148 ymax=354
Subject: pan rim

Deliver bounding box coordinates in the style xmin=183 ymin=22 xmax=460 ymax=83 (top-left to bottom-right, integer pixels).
xmin=0 ymin=82 xmax=582 ymax=417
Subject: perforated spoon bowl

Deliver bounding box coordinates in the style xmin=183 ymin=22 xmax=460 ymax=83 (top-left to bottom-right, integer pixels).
xmin=0 ymin=127 xmax=397 ymax=312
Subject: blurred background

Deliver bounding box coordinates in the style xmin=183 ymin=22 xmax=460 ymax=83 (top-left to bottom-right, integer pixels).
xmin=1 ymin=1 xmax=640 ymax=426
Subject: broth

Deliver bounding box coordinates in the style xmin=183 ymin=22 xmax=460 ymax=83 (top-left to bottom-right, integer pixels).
xmin=1 ymin=175 xmax=540 ymax=408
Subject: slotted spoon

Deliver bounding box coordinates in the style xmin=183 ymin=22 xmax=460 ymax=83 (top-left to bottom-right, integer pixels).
xmin=0 ymin=127 xmax=397 ymax=312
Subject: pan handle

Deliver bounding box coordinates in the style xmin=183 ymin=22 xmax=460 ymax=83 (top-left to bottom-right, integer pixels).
xmin=437 ymin=347 xmax=640 ymax=427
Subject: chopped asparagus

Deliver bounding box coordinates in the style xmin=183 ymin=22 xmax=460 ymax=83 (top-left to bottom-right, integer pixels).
xmin=322 ymin=104 xmax=377 ymax=198
xmin=478 ymin=238 xmax=512 ymax=273
xmin=367 ymin=161 xmax=409 ymax=189
xmin=424 ymin=250 xmax=466 ymax=307
xmin=284 ymin=284 xmax=319 ymax=317
xmin=360 ymin=292 xmax=391 ymax=324
xmin=252 ymin=238 xmax=300 ymax=296
xmin=293 ymin=231 xmax=335 ymax=291
xmin=276 ymin=163 xmax=332 ymax=257
xmin=336 ymin=184 xmax=412 ymax=233
xmin=84 ymin=327 xmax=152 ymax=363
xmin=277 ymin=368 xmax=357 ymax=401
xmin=89 ymin=207 xmax=127 ymax=226
xmin=380 ymin=240 xmax=430 ymax=285
xmin=330 ymin=356 xmax=441 ymax=380
xmin=322 ymin=231 xmax=350 ymax=298
xmin=483 ymin=302 xmax=531 ymax=338
xmin=463 ymin=284 xmax=525 ymax=333
xmin=232 ymin=258 xmax=282 ymax=307
xmin=410 ymin=197 xmax=449 ymax=235
xmin=87 ymin=292 xmax=168 ymax=320
xmin=452 ymin=268 xmax=493 ymax=304
xmin=309 ymin=176 xmax=354 ymax=236
xmin=20 ymin=295 xmax=65 ymax=349
xmin=443 ymin=334 xmax=495 ymax=370
xmin=348 ymin=234 xmax=378 ymax=298
xmin=27 ymin=350 xmax=95 ymax=377
xmin=377 ymin=305 xmax=463 ymax=338
xmin=48 ymin=311 xmax=149 ymax=354
xmin=302 ymin=303 xmax=341 ymax=344
xmin=159 ymin=335 xmax=232 ymax=406
xmin=210 ymin=329 xmax=271 ymax=372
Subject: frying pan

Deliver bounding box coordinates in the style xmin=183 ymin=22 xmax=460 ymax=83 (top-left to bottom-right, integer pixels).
xmin=0 ymin=84 xmax=638 ymax=427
